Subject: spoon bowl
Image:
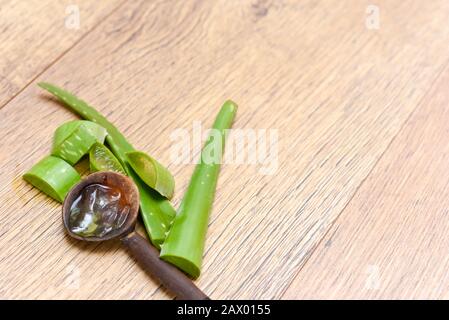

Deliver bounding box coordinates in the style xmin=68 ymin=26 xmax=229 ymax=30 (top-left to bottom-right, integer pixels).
xmin=62 ymin=171 xmax=139 ymax=242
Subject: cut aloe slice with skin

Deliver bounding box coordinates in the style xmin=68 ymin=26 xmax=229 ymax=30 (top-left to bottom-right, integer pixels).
xmin=23 ymin=155 xmax=81 ymax=202
xmin=52 ymin=120 xmax=107 ymax=165
xmin=89 ymin=142 xmax=125 ymax=174
xmin=126 ymin=151 xmax=175 ymax=200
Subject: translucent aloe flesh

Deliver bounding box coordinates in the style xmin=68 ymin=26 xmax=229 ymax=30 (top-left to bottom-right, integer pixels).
xmin=126 ymin=151 xmax=175 ymax=200
xmin=89 ymin=142 xmax=126 ymax=174
xmin=160 ymin=100 xmax=237 ymax=278
xmin=23 ymin=155 xmax=81 ymax=202
xmin=38 ymin=82 xmax=175 ymax=248
xmin=52 ymin=120 xmax=107 ymax=165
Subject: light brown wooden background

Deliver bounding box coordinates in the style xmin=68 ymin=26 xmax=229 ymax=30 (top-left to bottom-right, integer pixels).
xmin=1 ymin=0 xmax=449 ymax=299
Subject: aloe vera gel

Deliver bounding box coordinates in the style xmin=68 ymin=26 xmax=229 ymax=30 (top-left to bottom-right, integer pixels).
xmin=68 ymin=183 xmax=130 ymax=237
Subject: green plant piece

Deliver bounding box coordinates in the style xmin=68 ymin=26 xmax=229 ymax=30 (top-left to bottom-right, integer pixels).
xmin=23 ymin=155 xmax=81 ymax=202
xmin=38 ymin=82 xmax=175 ymax=247
xmin=160 ymin=100 xmax=237 ymax=278
xmin=52 ymin=120 xmax=107 ymax=165
xmin=126 ymin=151 xmax=175 ymax=199
xmin=89 ymin=142 xmax=125 ymax=174
xmin=130 ymin=168 xmax=176 ymax=243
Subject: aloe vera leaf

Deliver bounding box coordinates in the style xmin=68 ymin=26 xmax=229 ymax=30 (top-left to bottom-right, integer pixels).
xmin=53 ymin=120 xmax=106 ymax=150
xmin=126 ymin=151 xmax=175 ymax=200
xmin=89 ymin=142 xmax=126 ymax=174
xmin=160 ymin=100 xmax=237 ymax=278
xmin=23 ymin=155 xmax=81 ymax=202
xmin=129 ymin=167 xmax=176 ymax=246
xmin=52 ymin=120 xmax=107 ymax=165
xmin=38 ymin=82 xmax=175 ymax=247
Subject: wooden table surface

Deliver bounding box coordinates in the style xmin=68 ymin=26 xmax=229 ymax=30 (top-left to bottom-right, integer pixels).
xmin=1 ymin=0 xmax=449 ymax=299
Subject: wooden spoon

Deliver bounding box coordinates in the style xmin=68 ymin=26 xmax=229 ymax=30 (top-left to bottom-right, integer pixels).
xmin=62 ymin=171 xmax=209 ymax=300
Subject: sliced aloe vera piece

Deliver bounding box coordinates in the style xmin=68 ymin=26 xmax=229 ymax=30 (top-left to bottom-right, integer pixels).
xmin=23 ymin=155 xmax=81 ymax=202
xmin=126 ymin=151 xmax=175 ymax=200
xmin=52 ymin=120 xmax=107 ymax=165
xmin=89 ymin=142 xmax=125 ymax=174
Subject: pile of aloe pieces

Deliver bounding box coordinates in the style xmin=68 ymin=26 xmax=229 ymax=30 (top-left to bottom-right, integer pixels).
xmin=24 ymin=82 xmax=237 ymax=278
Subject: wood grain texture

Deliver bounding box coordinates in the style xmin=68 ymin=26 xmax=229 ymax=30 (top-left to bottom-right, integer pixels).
xmin=1 ymin=0 xmax=449 ymax=299
xmin=0 ymin=0 xmax=123 ymax=108
xmin=284 ymin=64 xmax=449 ymax=300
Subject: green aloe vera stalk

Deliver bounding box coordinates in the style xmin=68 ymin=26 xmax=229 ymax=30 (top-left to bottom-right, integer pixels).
xmin=89 ymin=142 xmax=125 ymax=174
xmin=160 ymin=100 xmax=237 ymax=278
xmin=52 ymin=120 xmax=107 ymax=165
xmin=126 ymin=151 xmax=175 ymax=199
xmin=130 ymin=167 xmax=175 ymax=238
xmin=38 ymin=82 xmax=175 ymax=248
xmin=23 ymin=155 xmax=81 ymax=202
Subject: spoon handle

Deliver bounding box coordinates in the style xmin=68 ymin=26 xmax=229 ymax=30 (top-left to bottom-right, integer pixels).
xmin=122 ymin=232 xmax=210 ymax=300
